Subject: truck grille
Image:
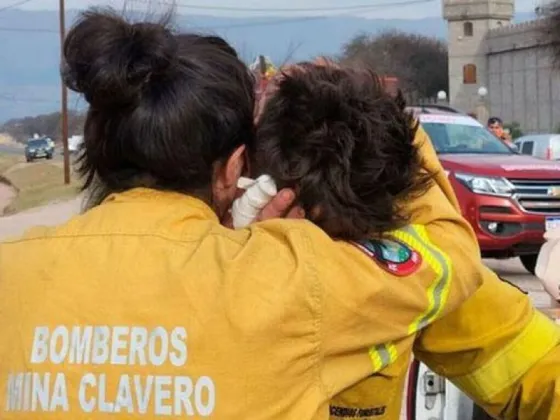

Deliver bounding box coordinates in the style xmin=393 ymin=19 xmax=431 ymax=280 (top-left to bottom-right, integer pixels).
xmin=509 ymin=179 xmax=560 ymax=214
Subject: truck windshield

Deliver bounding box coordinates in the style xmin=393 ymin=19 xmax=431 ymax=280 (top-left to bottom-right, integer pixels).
xmin=422 ymin=122 xmax=514 ymax=155
xmin=27 ymin=139 xmax=48 ymax=148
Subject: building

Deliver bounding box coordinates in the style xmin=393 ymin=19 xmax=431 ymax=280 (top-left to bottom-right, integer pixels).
xmin=443 ymin=0 xmax=560 ymax=133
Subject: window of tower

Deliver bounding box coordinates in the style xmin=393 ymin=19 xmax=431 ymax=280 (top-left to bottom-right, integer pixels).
xmin=463 ymin=64 xmax=477 ymax=84
xmin=464 ymin=21 xmax=474 ymax=37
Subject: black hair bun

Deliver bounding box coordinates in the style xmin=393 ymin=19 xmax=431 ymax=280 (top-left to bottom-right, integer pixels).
xmin=61 ymin=8 xmax=178 ymax=109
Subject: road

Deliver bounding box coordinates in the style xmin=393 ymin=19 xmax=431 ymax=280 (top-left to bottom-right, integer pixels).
xmin=486 ymin=258 xmax=553 ymax=309
xmin=0 ymin=144 xmax=24 ymax=155
xmin=0 ymin=144 xmax=64 ymax=160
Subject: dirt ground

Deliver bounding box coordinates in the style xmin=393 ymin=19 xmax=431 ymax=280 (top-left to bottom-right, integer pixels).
xmin=0 ymin=182 xmax=16 ymax=215
xmin=0 ymin=195 xmax=82 ymax=240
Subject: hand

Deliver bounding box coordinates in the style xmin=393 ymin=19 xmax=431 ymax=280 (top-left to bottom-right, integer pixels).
xmin=221 ymin=188 xmax=305 ymax=228
xmin=255 ymin=188 xmax=305 ymax=221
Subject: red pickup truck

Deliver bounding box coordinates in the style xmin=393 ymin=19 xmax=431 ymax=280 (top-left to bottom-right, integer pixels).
xmin=412 ymin=105 xmax=560 ymax=274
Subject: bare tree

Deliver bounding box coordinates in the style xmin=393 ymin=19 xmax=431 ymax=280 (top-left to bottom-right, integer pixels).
xmin=1 ymin=111 xmax=85 ymax=143
xmin=542 ymin=0 xmax=560 ymax=66
xmin=340 ymin=30 xmax=448 ymax=100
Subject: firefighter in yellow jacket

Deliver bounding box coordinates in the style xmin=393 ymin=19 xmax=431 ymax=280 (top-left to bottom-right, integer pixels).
xmin=412 ymin=128 xmax=560 ymax=420
xmin=328 ymin=124 xmax=560 ymax=419
xmin=253 ymin=60 xmax=560 ymax=419
xmin=0 ymin=11 xmax=484 ymax=420
xmin=338 ymin=4 xmax=560 ymax=417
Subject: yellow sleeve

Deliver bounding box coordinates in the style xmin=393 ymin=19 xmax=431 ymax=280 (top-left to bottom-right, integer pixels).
xmin=414 ymin=268 xmax=560 ymax=419
xmin=307 ymin=222 xmax=483 ymax=396
xmin=414 ymin=125 xmax=461 ymax=210
xmin=401 ymin=125 xmax=484 ymax=308
xmin=411 ymin=125 xmax=560 ymax=418
xmin=314 ymin=126 xmax=487 ymax=395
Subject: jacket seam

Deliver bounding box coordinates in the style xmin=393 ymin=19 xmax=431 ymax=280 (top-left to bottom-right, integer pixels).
xmin=2 ymin=230 xmax=247 ymax=247
xmin=292 ymin=227 xmax=331 ymax=399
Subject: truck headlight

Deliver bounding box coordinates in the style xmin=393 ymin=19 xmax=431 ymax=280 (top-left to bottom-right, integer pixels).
xmin=454 ymin=173 xmax=514 ymax=197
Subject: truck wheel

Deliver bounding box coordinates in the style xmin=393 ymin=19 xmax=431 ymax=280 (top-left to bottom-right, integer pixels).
xmin=520 ymin=254 xmax=538 ymax=275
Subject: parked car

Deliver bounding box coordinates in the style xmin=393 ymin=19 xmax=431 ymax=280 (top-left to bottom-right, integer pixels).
xmin=25 ymin=138 xmax=54 ymax=162
xmin=514 ymin=134 xmax=560 ymax=160
xmin=409 ymin=105 xmax=560 ymax=274
xmin=44 ymin=136 xmax=55 ymax=150
xmin=68 ymin=135 xmax=84 ymax=154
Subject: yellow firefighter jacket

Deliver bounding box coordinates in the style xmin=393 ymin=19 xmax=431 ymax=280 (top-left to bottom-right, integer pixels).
xmin=0 ymin=176 xmax=484 ymax=419
xmin=329 ymin=126 xmax=560 ymax=419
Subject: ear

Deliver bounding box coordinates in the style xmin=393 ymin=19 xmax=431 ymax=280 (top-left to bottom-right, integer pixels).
xmin=214 ymin=145 xmax=246 ymax=191
xmin=212 ymin=145 xmax=248 ymax=220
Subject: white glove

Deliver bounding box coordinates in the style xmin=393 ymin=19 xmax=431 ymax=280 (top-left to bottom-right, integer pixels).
xmin=231 ymin=174 xmax=277 ymax=229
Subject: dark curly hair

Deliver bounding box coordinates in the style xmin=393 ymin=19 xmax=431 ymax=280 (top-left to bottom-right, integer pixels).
xmin=253 ymin=61 xmax=433 ymax=240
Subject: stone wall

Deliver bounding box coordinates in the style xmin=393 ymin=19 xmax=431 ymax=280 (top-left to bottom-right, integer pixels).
xmin=485 ymin=19 xmax=560 ymax=133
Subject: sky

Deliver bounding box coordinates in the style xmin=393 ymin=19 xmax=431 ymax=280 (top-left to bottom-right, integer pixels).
xmin=6 ymin=0 xmax=543 ymax=19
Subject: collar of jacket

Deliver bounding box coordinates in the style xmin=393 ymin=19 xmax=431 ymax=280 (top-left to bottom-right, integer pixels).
xmin=102 ymin=187 xmax=219 ymax=222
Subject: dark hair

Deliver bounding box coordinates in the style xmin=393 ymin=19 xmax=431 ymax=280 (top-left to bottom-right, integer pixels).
xmin=254 ymin=62 xmax=433 ymax=240
xmin=487 ymin=117 xmax=503 ymax=126
xmin=203 ymin=35 xmax=239 ymax=58
xmin=62 ymin=8 xmax=254 ymax=206
xmin=176 ymin=33 xmax=238 ymax=58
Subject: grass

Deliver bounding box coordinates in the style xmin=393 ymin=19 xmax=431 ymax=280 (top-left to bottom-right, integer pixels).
xmin=0 ymin=154 xmax=22 ymax=173
xmin=0 ymin=154 xmax=80 ymax=215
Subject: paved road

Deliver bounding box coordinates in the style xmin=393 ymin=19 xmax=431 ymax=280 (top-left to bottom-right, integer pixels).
xmin=0 ymin=196 xmax=82 ymax=239
xmin=0 ymin=145 xmax=22 ymax=155
xmin=486 ymin=258 xmax=553 ymax=309
xmin=0 ymin=144 xmax=64 ymax=161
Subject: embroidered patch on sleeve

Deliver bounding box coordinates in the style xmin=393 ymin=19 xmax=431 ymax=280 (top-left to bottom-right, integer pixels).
xmin=351 ymin=238 xmax=422 ymax=276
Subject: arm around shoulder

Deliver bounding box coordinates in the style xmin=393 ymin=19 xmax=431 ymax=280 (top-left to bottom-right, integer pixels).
xmin=414 ymin=267 xmax=560 ymax=419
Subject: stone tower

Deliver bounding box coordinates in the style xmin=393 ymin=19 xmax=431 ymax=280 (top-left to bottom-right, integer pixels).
xmin=443 ymin=0 xmax=514 ymax=114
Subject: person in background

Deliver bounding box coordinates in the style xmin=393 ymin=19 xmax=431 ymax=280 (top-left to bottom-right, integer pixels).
xmin=487 ymin=116 xmax=515 ymax=148
xmin=255 ymin=59 xmax=560 ymax=419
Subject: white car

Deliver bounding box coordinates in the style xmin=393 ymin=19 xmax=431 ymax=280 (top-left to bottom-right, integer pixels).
xmin=406 ymin=359 xmax=493 ymax=420
xmin=515 ymin=134 xmax=560 ymax=160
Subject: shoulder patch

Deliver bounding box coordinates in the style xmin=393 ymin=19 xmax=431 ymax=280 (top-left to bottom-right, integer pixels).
xmin=352 ymin=238 xmax=422 ymax=276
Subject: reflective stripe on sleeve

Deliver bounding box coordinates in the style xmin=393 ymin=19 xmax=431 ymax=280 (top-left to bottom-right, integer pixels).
xmin=452 ymin=311 xmax=560 ymax=401
xmin=367 ymin=225 xmax=452 ymax=372
xmin=368 ymin=342 xmax=398 ymax=372
xmin=393 ymin=225 xmax=452 ymax=334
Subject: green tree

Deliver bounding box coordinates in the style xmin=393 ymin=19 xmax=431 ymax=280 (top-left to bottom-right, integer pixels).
xmin=340 ymin=30 xmax=449 ymax=100
xmin=504 ymin=122 xmax=524 ymax=139
xmin=542 ymin=1 xmax=560 ymax=67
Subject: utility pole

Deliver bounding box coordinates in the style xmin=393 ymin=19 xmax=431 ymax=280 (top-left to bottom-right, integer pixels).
xmin=258 ymin=55 xmax=266 ymax=78
xmin=59 ymin=0 xmax=70 ymax=184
